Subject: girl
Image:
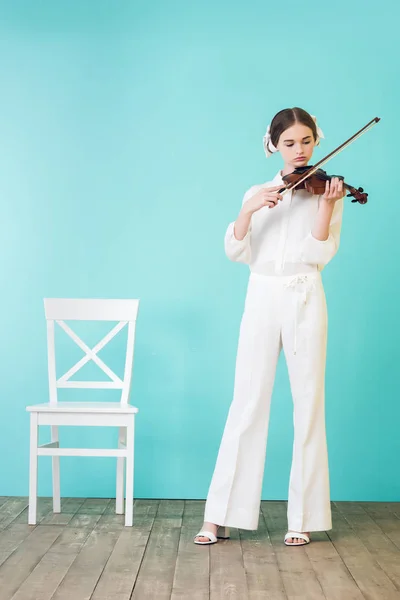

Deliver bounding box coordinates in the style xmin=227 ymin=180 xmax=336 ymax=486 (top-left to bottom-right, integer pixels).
xmin=194 ymin=107 xmax=345 ymax=547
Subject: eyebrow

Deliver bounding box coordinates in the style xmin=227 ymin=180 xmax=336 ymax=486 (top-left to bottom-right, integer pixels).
xmin=283 ymin=136 xmax=312 ymax=142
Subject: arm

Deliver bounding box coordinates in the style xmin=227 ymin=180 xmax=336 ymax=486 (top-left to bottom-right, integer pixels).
xmin=224 ymin=184 xmax=283 ymax=263
xmin=224 ymin=188 xmax=255 ymax=264
xmin=301 ymin=178 xmax=345 ymax=266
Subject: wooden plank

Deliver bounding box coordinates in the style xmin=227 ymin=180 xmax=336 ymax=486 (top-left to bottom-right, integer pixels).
xmin=131 ymin=500 xmax=184 ymax=600
xmin=334 ymin=502 xmax=400 ymax=591
xmin=362 ymin=502 xmax=400 ymax=550
xmin=94 ymin=498 xmax=161 ymax=531
xmin=5 ymin=497 xmax=398 ymax=600
xmin=155 ymin=499 xmax=185 ymax=519
xmin=0 ymin=495 xmax=84 ymax=574
xmin=0 ymin=498 xmax=29 ymax=531
xmin=91 ymin=500 xmax=160 ymax=600
xmin=13 ymin=497 xmax=53 ymax=525
xmin=261 ymin=500 xmax=367 ymax=599
xmin=171 ymin=500 xmax=209 ymax=600
xmin=210 ymin=523 xmax=249 ymax=600
xmin=66 ymin=498 xmax=111 ymax=529
xmin=326 ymin=503 xmax=400 ymax=600
xmin=362 ymin=502 xmax=400 ymax=518
xmin=304 ymin=529 xmax=365 ymax=600
xmin=103 ymin=498 xmax=158 ymax=516
xmin=9 ymin=526 xmax=93 ymax=600
xmin=0 ymin=524 xmax=35 ymax=569
xmin=239 ymin=508 xmax=287 ymax=600
xmin=73 ymin=498 xmax=111 ymax=515
xmin=48 ymin=513 xmax=123 ymax=600
xmin=261 ymin=501 xmax=326 ymax=600
xmin=40 ymin=497 xmax=87 ymax=526
xmin=0 ymin=525 xmax=64 ymax=599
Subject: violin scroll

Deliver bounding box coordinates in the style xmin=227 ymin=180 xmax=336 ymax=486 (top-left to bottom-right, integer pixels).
xmin=347 ymin=186 xmax=368 ymax=204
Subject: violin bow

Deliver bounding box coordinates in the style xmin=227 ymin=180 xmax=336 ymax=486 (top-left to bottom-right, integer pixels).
xmin=280 ymin=117 xmax=381 ymax=195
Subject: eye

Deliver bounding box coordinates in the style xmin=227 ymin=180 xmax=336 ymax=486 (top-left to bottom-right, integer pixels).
xmin=285 ymin=141 xmax=312 ymax=147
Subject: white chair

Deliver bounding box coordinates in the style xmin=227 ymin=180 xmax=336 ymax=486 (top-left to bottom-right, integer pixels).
xmin=26 ymin=298 xmax=139 ymax=527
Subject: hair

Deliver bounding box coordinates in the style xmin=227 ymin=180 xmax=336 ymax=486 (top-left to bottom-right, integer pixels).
xmin=269 ymin=107 xmax=317 ymax=148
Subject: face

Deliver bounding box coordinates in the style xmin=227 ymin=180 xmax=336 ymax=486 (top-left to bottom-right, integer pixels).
xmin=276 ymin=122 xmax=316 ymax=169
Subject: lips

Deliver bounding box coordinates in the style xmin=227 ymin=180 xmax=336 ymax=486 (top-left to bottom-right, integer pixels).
xmin=295 ymin=157 xmax=306 ymax=161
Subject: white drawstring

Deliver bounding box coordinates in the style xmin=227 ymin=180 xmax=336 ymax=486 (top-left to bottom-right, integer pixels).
xmin=284 ymin=274 xmax=317 ymax=355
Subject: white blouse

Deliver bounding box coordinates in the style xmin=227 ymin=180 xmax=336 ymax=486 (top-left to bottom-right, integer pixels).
xmin=224 ymin=169 xmax=344 ymax=276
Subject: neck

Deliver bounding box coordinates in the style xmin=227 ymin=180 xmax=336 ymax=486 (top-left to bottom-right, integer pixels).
xmin=281 ymin=163 xmax=296 ymax=176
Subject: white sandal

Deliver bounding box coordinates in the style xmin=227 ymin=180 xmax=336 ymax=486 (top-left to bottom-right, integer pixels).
xmin=194 ymin=526 xmax=230 ymax=545
xmin=284 ymin=531 xmax=310 ymax=546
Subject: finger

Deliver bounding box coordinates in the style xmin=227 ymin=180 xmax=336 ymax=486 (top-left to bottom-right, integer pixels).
xmin=266 ymin=193 xmax=279 ymax=202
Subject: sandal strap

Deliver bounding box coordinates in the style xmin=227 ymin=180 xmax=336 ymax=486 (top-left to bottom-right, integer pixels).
xmin=194 ymin=530 xmax=217 ymax=543
xmin=284 ymin=531 xmax=310 ymax=543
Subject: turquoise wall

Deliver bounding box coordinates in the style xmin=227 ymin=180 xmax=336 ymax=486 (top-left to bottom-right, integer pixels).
xmin=0 ymin=0 xmax=398 ymax=501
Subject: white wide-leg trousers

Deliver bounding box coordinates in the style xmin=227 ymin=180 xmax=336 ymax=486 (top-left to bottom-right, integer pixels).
xmin=204 ymin=271 xmax=332 ymax=532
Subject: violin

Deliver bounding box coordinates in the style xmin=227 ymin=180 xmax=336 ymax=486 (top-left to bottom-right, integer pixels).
xmin=278 ymin=117 xmax=380 ymax=205
xmin=282 ymin=166 xmax=368 ymax=204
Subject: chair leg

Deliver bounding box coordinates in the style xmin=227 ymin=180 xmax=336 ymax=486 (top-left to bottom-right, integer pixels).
xmin=125 ymin=417 xmax=135 ymax=526
xmin=116 ymin=427 xmax=126 ymax=515
xmin=28 ymin=413 xmax=38 ymax=525
xmin=51 ymin=426 xmax=61 ymax=513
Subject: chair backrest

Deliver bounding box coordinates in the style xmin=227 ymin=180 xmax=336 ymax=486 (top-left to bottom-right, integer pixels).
xmin=44 ymin=298 xmax=139 ymax=405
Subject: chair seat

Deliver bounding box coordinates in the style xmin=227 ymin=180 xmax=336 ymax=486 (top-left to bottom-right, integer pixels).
xmin=26 ymin=402 xmax=139 ymax=414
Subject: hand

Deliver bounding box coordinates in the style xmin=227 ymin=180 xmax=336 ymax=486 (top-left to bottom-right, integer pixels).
xmin=321 ymin=177 xmax=346 ymax=204
xmin=242 ymin=185 xmax=284 ymax=215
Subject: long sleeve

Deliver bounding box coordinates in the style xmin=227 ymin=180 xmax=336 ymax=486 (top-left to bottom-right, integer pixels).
xmin=300 ymin=197 xmax=344 ymax=267
xmin=224 ymin=186 xmax=257 ymax=264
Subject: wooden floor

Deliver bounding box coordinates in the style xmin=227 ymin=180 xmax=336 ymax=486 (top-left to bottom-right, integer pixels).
xmin=0 ymin=498 xmax=400 ymax=600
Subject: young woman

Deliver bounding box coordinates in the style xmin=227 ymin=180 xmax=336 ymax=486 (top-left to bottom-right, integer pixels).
xmin=195 ymin=107 xmax=345 ymax=547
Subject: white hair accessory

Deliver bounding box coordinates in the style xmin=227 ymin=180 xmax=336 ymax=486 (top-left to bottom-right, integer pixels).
xmin=263 ymin=114 xmax=325 ymax=158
